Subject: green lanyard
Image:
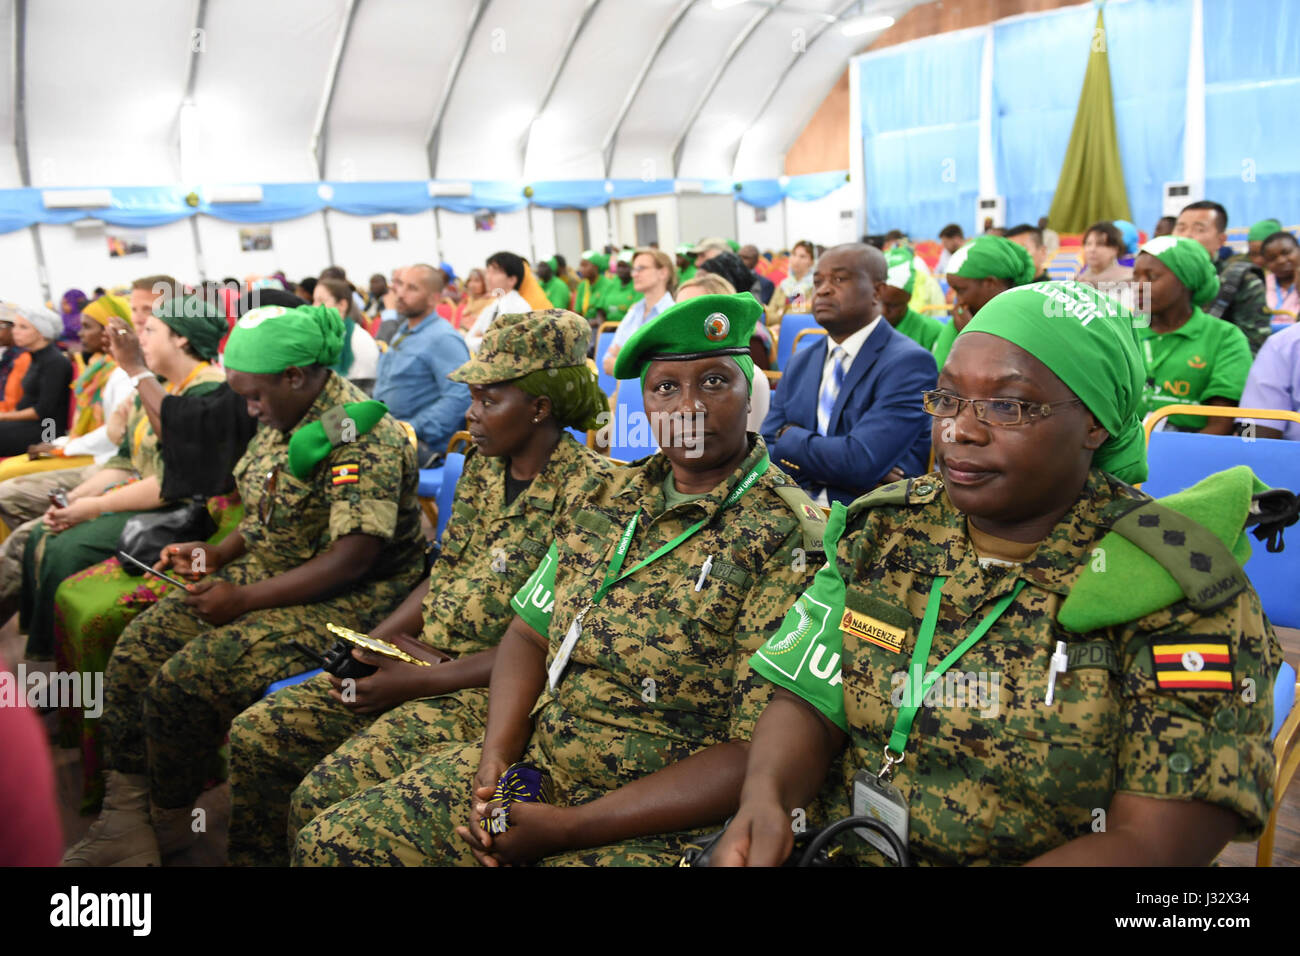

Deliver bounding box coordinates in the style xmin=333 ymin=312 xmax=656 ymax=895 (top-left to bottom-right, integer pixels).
xmin=586 ymin=454 xmax=770 ymax=613
xmin=879 ymin=575 xmax=1026 ymax=779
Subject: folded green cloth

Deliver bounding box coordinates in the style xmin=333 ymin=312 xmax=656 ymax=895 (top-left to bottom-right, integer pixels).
xmin=286 ymin=400 xmax=388 ymax=479
xmin=1059 ymin=466 xmax=1265 ymax=632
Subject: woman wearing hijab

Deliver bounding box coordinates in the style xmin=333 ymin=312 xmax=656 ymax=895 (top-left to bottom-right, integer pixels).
xmin=60 ymin=288 xmax=90 ymax=344
xmin=1132 ymin=236 xmax=1253 ymax=434
xmin=878 ymin=247 xmax=945 ymax=354
xmin=228 ymin=309 xmax=615 ymax=866
xmin=63 ymin=302 xmax=427 ymax=866
xmin=711 ymin=280 xmax=1280 ymax=867
xmin=935 ymin=235 xmax=1037 ymax=369
xmin=0 ymin=304 xmax=74 ymax=456
xmin=293 ymin=293 xmax=827 ymax=867
xmin=18 ymin=296 xmax=228 ymax=659
xmin=313 ymin=276 xmax=380 ymax=394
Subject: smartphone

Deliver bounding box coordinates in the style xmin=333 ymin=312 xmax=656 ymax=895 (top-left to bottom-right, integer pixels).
xmin=117 ymin=551 xmax=190 ymax=589
xmin=48 ymin=490 xmax=69 ymax=509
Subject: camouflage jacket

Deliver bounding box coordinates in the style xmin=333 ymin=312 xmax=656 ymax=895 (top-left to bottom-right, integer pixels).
xmin=1213 ymin=258 xmax=1272 ymax=356
xmin=420 ymin=434 xmax=615 ymax=658
xmin=233 ymin=371 xmax=425 ymax=582
xmin=755 ymin=469 xmax=1280 ymax=865
xmin=512 ymin=436 xmax=824 ymax=800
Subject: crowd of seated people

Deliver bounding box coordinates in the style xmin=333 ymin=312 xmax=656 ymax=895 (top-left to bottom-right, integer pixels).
xmin=1 ymin=196 xmax=1296 ymax=868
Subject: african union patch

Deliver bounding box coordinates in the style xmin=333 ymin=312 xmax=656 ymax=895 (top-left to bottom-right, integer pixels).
xmin=704 ymin=312 xmax=730 ymax=341
xmin=841 ymin=608 xmax=905 ymax=654
xmin=1150 ymin=637 xmax=1232 ymax=691
xmin=331 ymin=463 xmax=360 ymax=485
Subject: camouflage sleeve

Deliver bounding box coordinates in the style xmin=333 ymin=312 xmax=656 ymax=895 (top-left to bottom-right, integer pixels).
xmin=1230 ymin=271 xmax=1273 ymax=356
xmin=746 ymin=505 xmax=849 ymax=734
xmin=510 ymin=541 xmax=558 ymax=637
xmin=323 ymin=433 xmax=411 ymax=543
xmin=1115 ymin=586 xmax=1281 ymax=838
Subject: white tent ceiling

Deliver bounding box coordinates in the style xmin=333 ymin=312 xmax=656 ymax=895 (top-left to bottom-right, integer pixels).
xmin=1 ymin=0 xmax=919 ymax=190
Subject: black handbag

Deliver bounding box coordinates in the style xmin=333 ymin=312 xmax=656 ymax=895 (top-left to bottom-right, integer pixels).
xmin=115 ymin=497 xmax=216 ymax=575
xmin=679 ymin=814 xmax=913 ymax=867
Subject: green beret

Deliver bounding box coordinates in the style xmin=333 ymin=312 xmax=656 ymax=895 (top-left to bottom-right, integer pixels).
xmin=153 ymin=295 xmax=226 ymax=361
xmin=449 ymin=309 xmax=591 ymax=385
xmin=612 ymin=292 xmax=760 ymax=381
xmin=224 ymin=304 xmax=345 ymax=374
xmin=1248 ymin=218 xmax=1283 ymax=243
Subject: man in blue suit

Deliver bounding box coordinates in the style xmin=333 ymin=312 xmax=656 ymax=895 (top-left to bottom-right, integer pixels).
xmin=762 ymin=243 xmax=935 ymax=506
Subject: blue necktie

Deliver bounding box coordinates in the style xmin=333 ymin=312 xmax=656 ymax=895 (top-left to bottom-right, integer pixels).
xmin=817 ymin=346 xmax=846 ymax=435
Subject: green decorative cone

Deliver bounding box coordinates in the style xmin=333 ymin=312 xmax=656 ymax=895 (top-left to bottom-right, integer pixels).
xmin=1047 ymin=8 xmax=1132 ymax=232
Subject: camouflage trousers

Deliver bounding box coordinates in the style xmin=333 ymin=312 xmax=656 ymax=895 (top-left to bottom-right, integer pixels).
xmin=102 ymin=552 xmax=420 ymax=809
xmin=0 ymin=464 xmax=95 ymax=603
xmin=292 ymin=733 xmax=708 ymax=867
xmin=227 ymin=676 xmax=488 ymax=866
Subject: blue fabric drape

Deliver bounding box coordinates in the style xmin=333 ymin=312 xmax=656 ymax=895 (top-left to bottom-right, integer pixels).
xmin=859 ymin=29 xmax=985 ymax=237
xmin=1203 ymin=0 xmax=1300 ymax=227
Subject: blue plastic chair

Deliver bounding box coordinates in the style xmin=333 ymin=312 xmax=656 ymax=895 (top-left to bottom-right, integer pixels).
xmin=417 ymin=467 xmax=443 ymax=499
xmin=1143 ymin=427 xmax=1300 ymax=628
xmin=775 ymin=313 xmax=820 ymax=371
xmin=264 ymin=668 xmax=323 ymax=696
xmin=1272 ymin=321 xmax=1293 ymax=336
xmin=792 ymin=327 xmax=827 ymax=356
xmin=435 ymin=451 xmax=466 ymax=543
xmin=595 ymin=326 xmax=619 ymax=401
xmin=1274 ymin=662 xmax=1297 ymax=741
xmin=608 ymin=385 xmax=654 ymax=463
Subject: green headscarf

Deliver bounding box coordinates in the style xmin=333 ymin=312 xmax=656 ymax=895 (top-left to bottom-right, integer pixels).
xmin=224 ymin=304 xmax=345 ymax=374
xmin=960 ymin=280 xmax=1148 ymax=484
xmin=516 ymin=365 xmax=608 ymax=431
xmin=1138 ymin=235 xmax=1220 ymax=307
xmin=884 ymin=247 xmax=916 ymax=294
xmin=1248 ymin=218 xmax=1283 ymax=243
xmin=946 ymin=235 xmax=1036 ymax=286
xmin=582 ymin=249 xmax=609 ymax=272
xmin=153 ymin=295 xmax=226 ymax=361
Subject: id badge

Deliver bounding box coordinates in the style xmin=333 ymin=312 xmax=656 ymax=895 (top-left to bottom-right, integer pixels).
xmin=547 ymin=616 xmax=583 ymax=690
xmin=852 ymin=768 xmax=909 ymax=864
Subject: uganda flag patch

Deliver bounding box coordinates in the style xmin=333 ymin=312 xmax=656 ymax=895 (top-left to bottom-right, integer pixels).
xmin=1151 ymin=637 xmax=1233 ymax=691
xmin=331 ymin=463 xmax=360 ymax=486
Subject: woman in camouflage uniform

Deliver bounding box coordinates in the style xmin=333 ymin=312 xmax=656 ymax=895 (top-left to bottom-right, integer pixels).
xmin=226 ymin=309 xmax=614 ymax=866
xmin=714 ymin=280 xmax=1281 ymax=866
xmin=64 ymin=303 xmax=426 ymax=867
xmin=293 ymin=292 xmax=827 ymax=866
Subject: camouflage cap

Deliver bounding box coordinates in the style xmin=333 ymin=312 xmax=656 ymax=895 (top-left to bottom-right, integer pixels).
xmin=449 ymin=309 xmax=591 ymax=385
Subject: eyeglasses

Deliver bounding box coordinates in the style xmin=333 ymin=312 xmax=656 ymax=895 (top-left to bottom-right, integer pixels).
xmin=630 ymin=265 xmax=656 ymax=274
xmin=921 ymin=390 xmax=1084 ymax=427
xmin=258 ymin=464 xmax=280 ymax=528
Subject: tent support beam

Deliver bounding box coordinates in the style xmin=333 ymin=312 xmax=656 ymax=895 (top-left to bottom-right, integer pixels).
xmin=182 ymin=0 xmax=208 ymax=99
xmin=426 ymin=0 xmax=492 ymax=178
xmin=522 ymin=0 xmax=601 ymax=174
xmin=12 ymin=0 xmax=49 ymax=301
xmin=311 ymin=0 xmax=360 ymax=179
xmin=670 ymin=1 xmax=782 ymax=178
xmin=727 ymin=0 xmax=860 ymax=179
xmin=600 ymin=0 xmax=694 ymax=178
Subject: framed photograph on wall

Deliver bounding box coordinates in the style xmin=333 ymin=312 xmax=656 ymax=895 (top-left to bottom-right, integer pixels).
xmin=473 ymin=210 xmax=496 ymax=232
xmin=106 ymin=228 xmax=148 ymax=258
xmin=371 ymin=221 xmax=399 ymax=241
xmin=754 ymin=207 xmax=767 ymax=223
xmin=239 ymin=226 xmax=273 ymax=252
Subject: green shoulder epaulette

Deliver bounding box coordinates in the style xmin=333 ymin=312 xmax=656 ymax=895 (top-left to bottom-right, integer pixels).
xmin=287 ymin=400 xmax=389 ymax=479
xmin=1058 ymin=465 xmax=1264 ymax=632
xmin=772 ymin=483 xmax=826 ymax=553
xmin=846 ymin=475 xmax=942 ymax=521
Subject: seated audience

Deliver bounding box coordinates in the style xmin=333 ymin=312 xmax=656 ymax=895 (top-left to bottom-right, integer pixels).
xmin=934 ymin=235 xmax=1038 ymax=368
xmin=291 ymin=293 xmax=824 ymax=867
xmin=711 ymin=280 xmax=1279 ymax=867
xmin=601 ymin=248 xmax=676 ymax=375
xmin=451 ymin=267 xmax=495 ymax=331
xmin=1132 ymin=236 xmax=1252 ymax=433
xmin=1153 ymin=215 xmax=1177 ymax=238
xmin=698 ymin=252 xmax=772 ymax=370
xmin=1238 ymin=322 xmax=1300 ymax=440
xmin=62 ymin=303 xmax=427 ymax=866
xmin=878 ymin=248 xmax=944 ymax=354
xmin=594 ymin=251 xmax=641 ymax=325
xmin=227 ymin=309 xmax=613 ymax=866
xmin=1246 ymin=218 xmax=1283 ymax=270
xmin=765 ymin=239 xmax=815 ymax=326
xmin=0 ymin=311 xmax=29 ymax=413
xmin=936 ymin=223 xmax=964 ymax=274
xmin=739 ymin=244 xmax=775 ymax=305
xmin=1260 ymin=230 xmax=1299 ymax=319
xmin=1174 ymin=200 xmax=1272 ymax=355
xmin=312 ymin=276 xmax=380 ymax=393
xmin=465 ymin=252 xmax=533 ymax=352
xmin=675 ymin=243 xmax=697 ymax=284
xmin=373 ymin=264 xmax=471 ymax=463
xmin=1006 ymin=223 xmax=1050 ymax=282
xmin=537 ymin=258 xmax=571 ymax=310
xmin=1075 ymin=220 xmax=1132 ymax=290
xmin=0 ymin=304 xmax=73 ymax=456
xmin=59 ymin=288 xmax=89 ymax=345
xmin=762 ymin=243 xmax=935 ymax=506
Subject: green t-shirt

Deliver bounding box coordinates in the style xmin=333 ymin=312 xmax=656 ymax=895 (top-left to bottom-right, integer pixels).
xmin=599 ymin=279 xmax=642 ymax=324
xmin=930 ymin=320 xmax=958 ymax=373
xmin=1134 ymin=306 xmax=1253 ymax=430
xmin=544 ymin=276 xmax=571 ymax=310
xmin=894 ymin=308 xmax=944 ymax=354
xmin=678 ymin=263 xmax=697 ymax=285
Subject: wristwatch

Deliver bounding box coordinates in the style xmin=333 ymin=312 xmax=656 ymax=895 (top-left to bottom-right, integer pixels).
xmin=128 ymin=370 xmax=157 ymax=388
